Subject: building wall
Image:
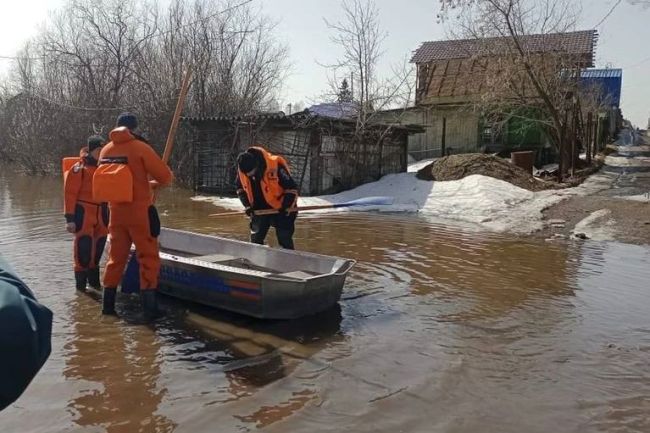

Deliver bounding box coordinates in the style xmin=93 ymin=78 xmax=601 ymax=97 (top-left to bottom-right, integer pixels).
xmin=251 ymin=129 xmax=313 ymax=195
xmin=378 ymin=107 xmax=480 ymax=160
xmin=187 ymin=119 xmax=408 ymax=196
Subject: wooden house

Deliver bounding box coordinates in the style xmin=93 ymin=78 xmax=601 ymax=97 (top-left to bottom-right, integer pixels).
xmin=400 ymin=30 xmax=598 ymax=161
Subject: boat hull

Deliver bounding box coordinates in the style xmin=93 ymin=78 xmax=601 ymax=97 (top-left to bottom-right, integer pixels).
xmin=124 ymin=228 xmax=355 ymax=319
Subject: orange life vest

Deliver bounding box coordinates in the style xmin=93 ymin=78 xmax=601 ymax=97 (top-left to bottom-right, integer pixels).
xmin=237 ymin=147 xmax=292 ymax=210
xmin=93 ymin=155 xmax=134 ymax=204
xmin=62 ymin=157 xmax=78 ymax=177
xmin=63 ymin=150 xmax=102 ymax=215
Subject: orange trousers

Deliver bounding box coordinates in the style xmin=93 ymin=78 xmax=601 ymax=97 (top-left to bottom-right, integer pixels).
xmin=103 ymin=204 xmax=161 ymax=290
xmin=73 ymin=202 xmax=109 ymax=272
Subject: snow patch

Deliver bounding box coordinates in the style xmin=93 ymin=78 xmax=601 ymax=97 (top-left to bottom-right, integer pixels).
xmin=194 ymin=168 xmax=618 ymax=234
xmin=616 ymin=193 xmax=650 ymax=202
xmin=572 ymin=209 xmax=617 ymax=241
xmin=604 ymin=155 xmax=650 ymax=167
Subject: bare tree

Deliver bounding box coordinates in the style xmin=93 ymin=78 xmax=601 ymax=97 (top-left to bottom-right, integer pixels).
xmin=321 ymin=0 xmax=414 ymax=186
xmin=325 ymin=0 xmax=384 ymax=121
xmin=433 ymin=0 xmax=602 ymax=176
xmin=323 ymin=0 xmax=413 ymax=126
xmin=0 ymin=0 xmax=289 ymax=180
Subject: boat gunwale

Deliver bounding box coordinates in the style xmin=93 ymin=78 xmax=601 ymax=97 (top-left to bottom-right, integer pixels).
xmin=160 ymin=227 xmax=357 ymax=280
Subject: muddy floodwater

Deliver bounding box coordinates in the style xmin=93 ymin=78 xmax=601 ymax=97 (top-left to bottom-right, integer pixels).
xmin=1 ymin=167 xmax=650 ymax=433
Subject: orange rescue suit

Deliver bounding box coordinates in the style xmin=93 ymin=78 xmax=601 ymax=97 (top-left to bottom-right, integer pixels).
xmin=98 ymin=127 xmax=173 ymax=291
xmin=237 ymin=146 xmax=296 ymax=209
xmin=63 ymin=149 xmax=109 ymax=272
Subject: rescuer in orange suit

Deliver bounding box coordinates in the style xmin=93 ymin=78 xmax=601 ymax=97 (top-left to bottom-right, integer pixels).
xmin=236 ymin=146 xmax=299 ymax=249
xmin=63 ymin=136 xmax=108 ymax=291
xmin=95 ymin=113 xmax=173 ymax=318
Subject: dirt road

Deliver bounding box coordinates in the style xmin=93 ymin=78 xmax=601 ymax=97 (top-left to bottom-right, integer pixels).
xmin=542 ymin=129 xmax=650 ymax=244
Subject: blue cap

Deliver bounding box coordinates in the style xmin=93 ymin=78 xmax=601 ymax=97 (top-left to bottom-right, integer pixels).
xmin=116 ymin=112 xmax=138 ymax=130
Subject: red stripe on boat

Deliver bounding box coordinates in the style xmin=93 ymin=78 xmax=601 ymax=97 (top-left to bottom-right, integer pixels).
xmin=230 ymin=290 xmax=262 ymax=301
xmin=225 ymin=279 xmax=260 ymax=290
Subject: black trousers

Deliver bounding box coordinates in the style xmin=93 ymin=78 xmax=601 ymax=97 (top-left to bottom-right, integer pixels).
xmin=250 ymin=213 xmax=297 ymax=249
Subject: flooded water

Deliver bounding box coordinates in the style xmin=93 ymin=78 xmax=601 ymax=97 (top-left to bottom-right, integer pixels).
xmin=1 ymin=166 xmax=650 ymax=433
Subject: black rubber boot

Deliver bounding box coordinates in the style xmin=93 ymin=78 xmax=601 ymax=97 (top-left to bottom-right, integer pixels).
xmin=74 ymin=271 xmax=88 ymax=291
xmin=87 ymin=268 xmax=101 ymax=290
xmin=141 ymin=290 xmax=161 ymax=321
xmin=102 ymin=287 xmax=117 ymax=316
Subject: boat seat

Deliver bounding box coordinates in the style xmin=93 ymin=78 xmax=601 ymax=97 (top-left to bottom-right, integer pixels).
xmin=193 ymin=253 xmax=238 ymax=263
xmin=275 ymin=270 xmax=317 ymax=280
xmin=193 ymin=254 xmax=277 ymax=273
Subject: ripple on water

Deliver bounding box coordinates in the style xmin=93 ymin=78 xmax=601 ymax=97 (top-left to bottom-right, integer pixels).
xmin=1 ymin=168 xmax=650 ymax=433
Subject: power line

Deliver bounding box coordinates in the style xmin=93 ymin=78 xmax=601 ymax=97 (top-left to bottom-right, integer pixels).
xmin=626 ymin=55 xmax=650 ymax=69
xmin=0 ymin=0 xmax=254 ymax=62
xmin=594 ymin=0 xmax=623 ymax=28
xmin=157 ymin=0 xmax=254 ymax=38
xmin=17 ymin=91 xmax=180 ymax=112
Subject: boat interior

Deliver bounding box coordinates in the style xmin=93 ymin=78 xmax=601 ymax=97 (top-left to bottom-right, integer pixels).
xmin=159 ymin=228 xmax=351 ymax=278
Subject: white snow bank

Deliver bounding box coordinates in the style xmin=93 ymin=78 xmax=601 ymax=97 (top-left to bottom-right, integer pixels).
xmin=572 ymin=209 xmax=617 ymax=241
xmin=194 ymin=168 xmax=617 ymax=234
xmin=616 ymin=193 xmax=650 ymax=202
xmin=604 ymin=155 xmax=650 ymax=167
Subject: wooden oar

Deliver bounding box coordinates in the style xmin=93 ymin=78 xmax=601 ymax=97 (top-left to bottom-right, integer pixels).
xmin=163 ymin=66 xmax=193 ymax=165
xmin=152 ymin=66 xmax=192 ymax=203
xmin=209 ymin=196 xmax=395 ymax=217
xmin=127 ymin=67 xmax=193 ymax=294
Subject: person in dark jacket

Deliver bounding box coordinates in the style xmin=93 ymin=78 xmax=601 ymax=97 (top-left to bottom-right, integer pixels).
xmin=236 ymin=146 xmax=299 ymax=249
xmin=0 ymin=254 xmax=52 ymax=411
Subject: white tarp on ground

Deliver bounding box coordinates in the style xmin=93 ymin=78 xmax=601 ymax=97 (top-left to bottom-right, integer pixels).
xmin=194 ymin=166 xmax=615 ymax=234
xmin=406 ymin=158 xmax=437 ymax=173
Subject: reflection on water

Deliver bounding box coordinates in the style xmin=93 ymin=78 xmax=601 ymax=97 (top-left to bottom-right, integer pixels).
xmin=1 ymin=166 xmax=650 ymax=433
xmin=64 ymin=294 xmax=175 ymax=433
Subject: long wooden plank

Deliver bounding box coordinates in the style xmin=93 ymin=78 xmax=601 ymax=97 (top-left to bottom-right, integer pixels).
xmin=163 ymin=66 xmax=193 ymax=164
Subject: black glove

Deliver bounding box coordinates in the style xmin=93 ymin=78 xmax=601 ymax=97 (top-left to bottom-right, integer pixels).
xmin=279 ymin=206 xmax=290 ymax=216
xmin=245 ymin=207 xmax=253 ymax=217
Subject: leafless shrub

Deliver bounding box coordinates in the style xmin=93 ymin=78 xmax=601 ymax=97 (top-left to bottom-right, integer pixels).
xmin=0 ymin=0 xmax=288 ymax=180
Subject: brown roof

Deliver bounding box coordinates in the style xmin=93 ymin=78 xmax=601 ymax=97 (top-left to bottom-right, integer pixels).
xmin=411 ymin=30 xmax=597 ymax=64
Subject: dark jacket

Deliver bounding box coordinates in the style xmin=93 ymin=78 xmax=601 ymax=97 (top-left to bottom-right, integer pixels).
xmin=0 ymin=254 xmax=52 ymax=411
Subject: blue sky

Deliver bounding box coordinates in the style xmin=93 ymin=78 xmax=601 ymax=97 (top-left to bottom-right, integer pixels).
xmin=1 ymin=0 xmax=648 ymax=126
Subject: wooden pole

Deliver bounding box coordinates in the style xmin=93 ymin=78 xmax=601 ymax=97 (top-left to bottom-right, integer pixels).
xmin=441 ymin=117 xmax=447 ymax=157
xmin=152 ymin=66 xmax=192 ymax=203
xmin=595 ymin=116 xmax=601 ymax=156
xmin=586 ymin=112 xmax=593 ymax=165
xmin=571 ymin=108 xmax=577 ymax=178
xmin=209 ymin=197 xmax=395 ymax=217
xmin=559 ymin=109 xmax=569 ymax=182
xmin=162 ymin=66 xmax=193 ymax=164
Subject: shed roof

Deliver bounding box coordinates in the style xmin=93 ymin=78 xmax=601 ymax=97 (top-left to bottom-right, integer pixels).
xmin=182 ymin=110 xmax=423 ymax=133
xmin=183 ymin=111 xmax=286 ymax=122
xmin=306 ymin=102 xmax=359 ymax=119
xmin=411 ymin=30 xmax=597 ymax=64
